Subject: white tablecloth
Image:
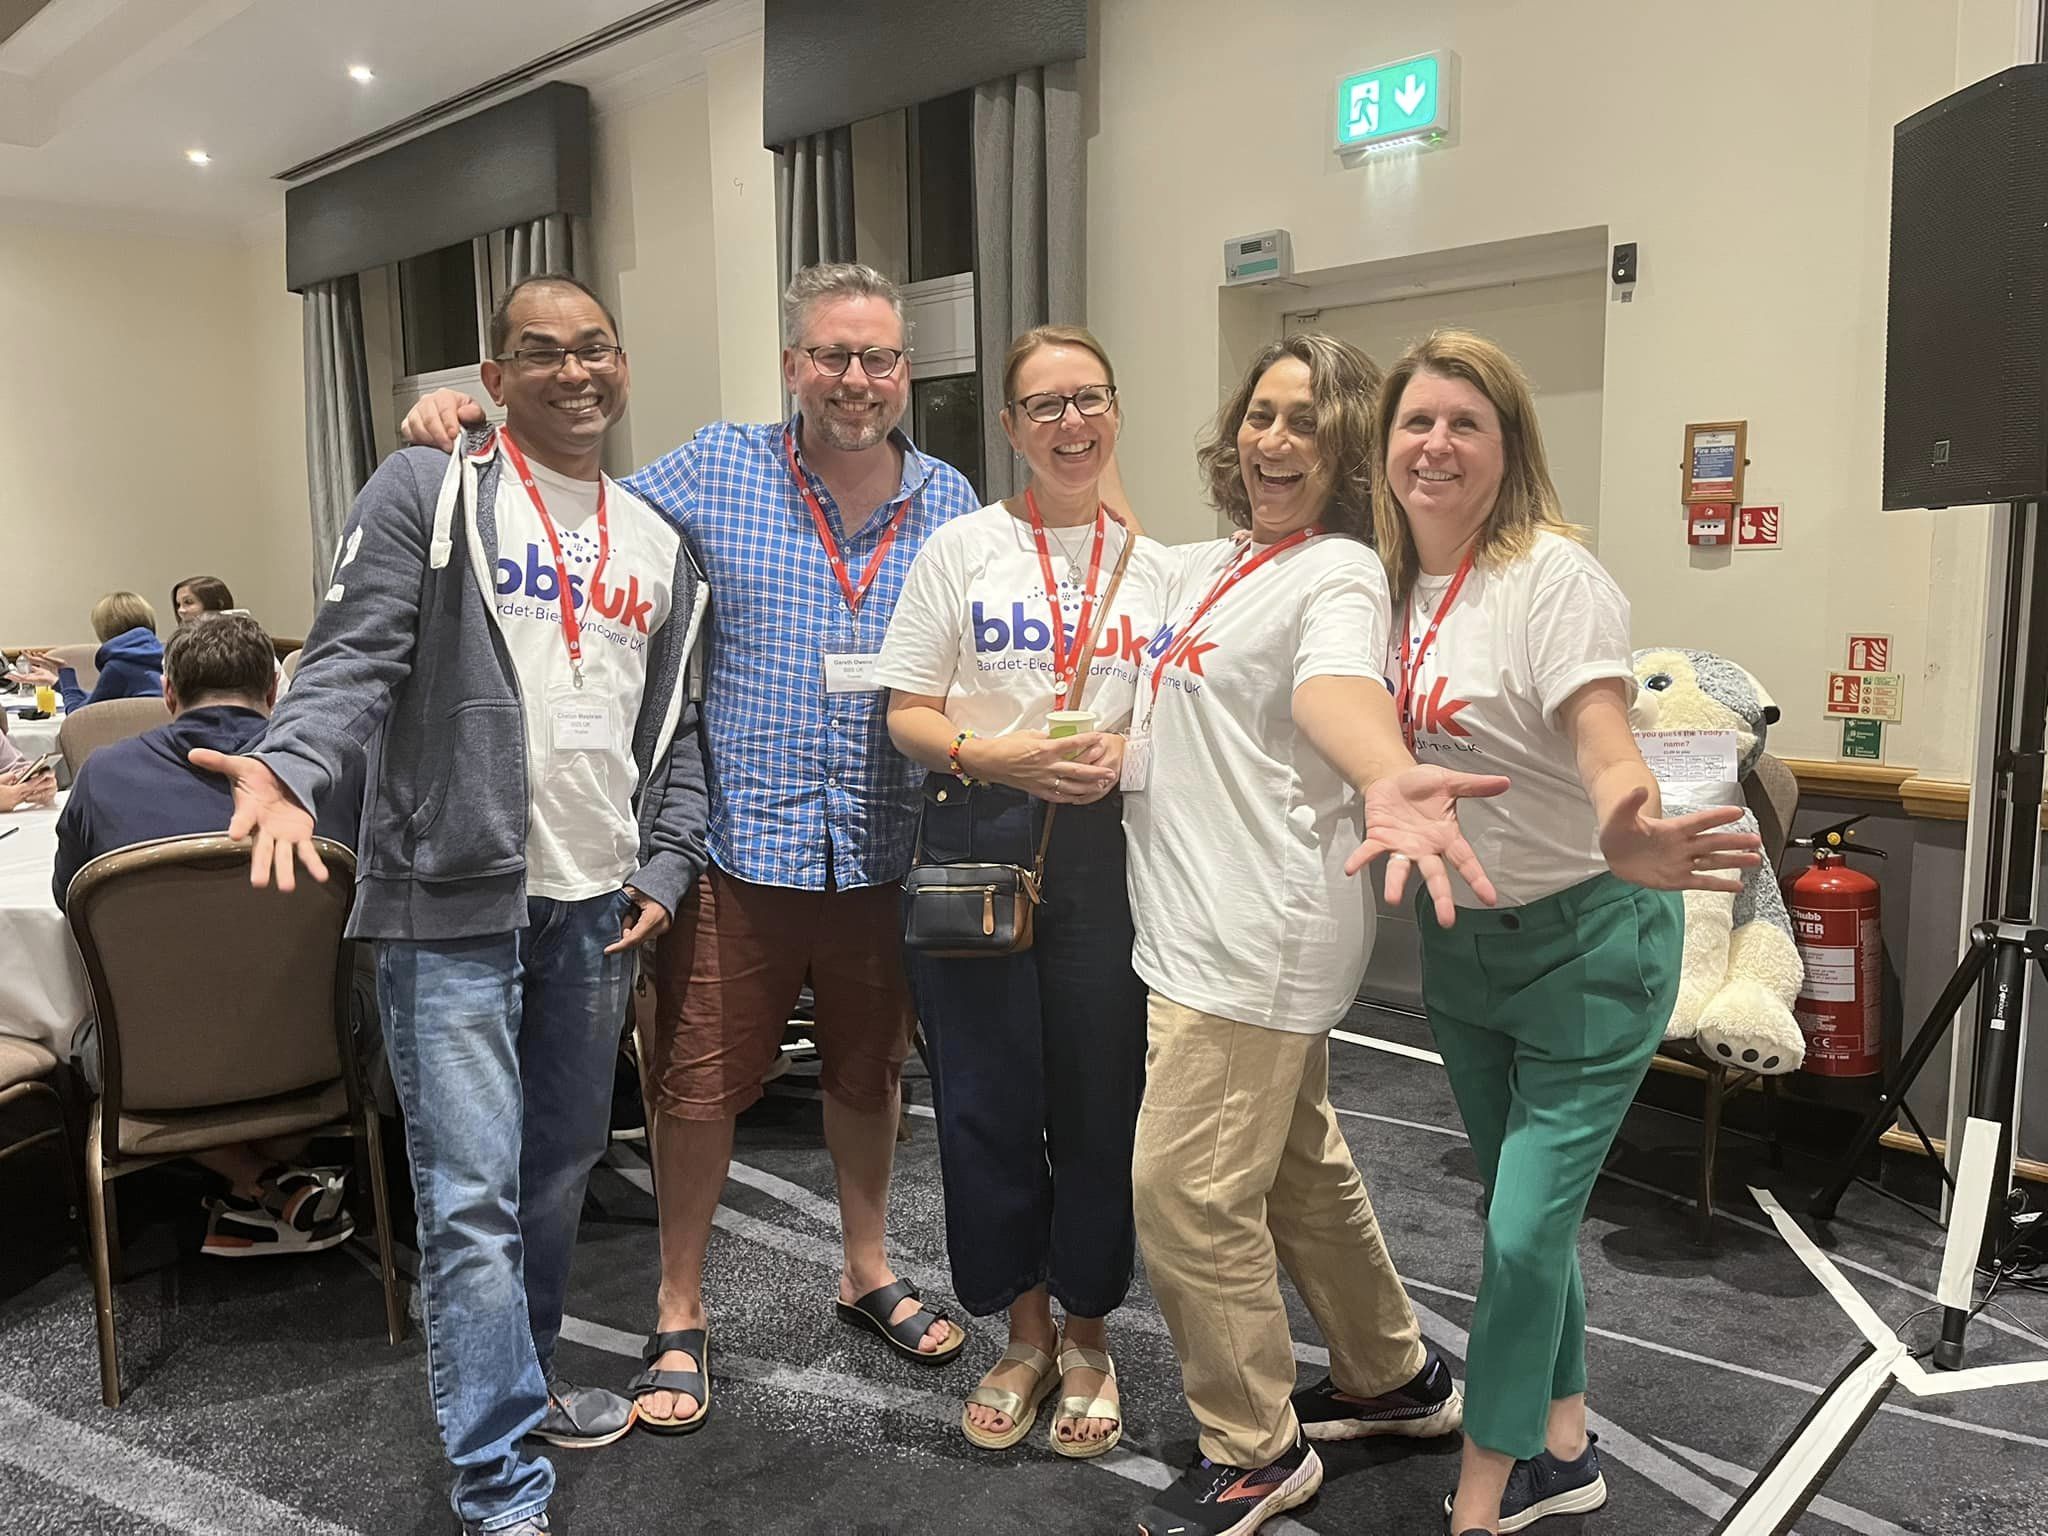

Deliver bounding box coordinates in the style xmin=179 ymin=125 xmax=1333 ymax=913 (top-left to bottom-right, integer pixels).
xmin=0 ymin=794 xmax=91 ymax=1056
xmin=3 ymin=705 xmax=63 ymax=764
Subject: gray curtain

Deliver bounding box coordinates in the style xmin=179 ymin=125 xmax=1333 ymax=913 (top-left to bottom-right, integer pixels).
xmin=471 ymin=214 xmax=584 ymax=354
xmin=973 ymin=62 xmax=1084 ymax=497
xmin=776 ymin=127 xmax=857 ymax=306
xmin=301 ymin=277 xmax=377 ymax=596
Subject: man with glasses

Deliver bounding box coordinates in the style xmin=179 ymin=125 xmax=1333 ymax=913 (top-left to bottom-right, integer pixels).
xmin=204 ymin=274 xmax=710 ymax=1535
xmin=400 ymin=262 xmax=980 ymax=1431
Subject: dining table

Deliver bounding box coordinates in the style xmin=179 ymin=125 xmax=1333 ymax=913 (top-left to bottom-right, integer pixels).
xmin=0 ymin=792 xmax=92 ymax=1061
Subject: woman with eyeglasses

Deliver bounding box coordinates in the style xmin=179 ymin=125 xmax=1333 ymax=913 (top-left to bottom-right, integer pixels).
xmin=874 ymin=324 xmax=1162 ymax=1459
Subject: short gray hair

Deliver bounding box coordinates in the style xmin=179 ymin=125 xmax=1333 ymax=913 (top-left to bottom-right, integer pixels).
xmin=781 ymin=262 xmax=907 ymax=347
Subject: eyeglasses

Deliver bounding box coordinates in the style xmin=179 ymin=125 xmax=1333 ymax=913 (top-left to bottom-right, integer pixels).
xmin=494 ymin=343 xmax=626 ymax=373
xmin=801 ymin=345 xmax=907 ymax=379
xmin=1011 ymin=386 xmax=1118 ymax=424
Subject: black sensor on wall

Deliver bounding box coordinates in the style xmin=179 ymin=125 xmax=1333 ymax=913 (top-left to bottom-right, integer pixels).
xmin=1611 ymin=242 xmax=1637 ymax=284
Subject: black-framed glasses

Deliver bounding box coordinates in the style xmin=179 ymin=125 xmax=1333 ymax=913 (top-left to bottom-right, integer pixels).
xmin=494 ymin=343 xmax=626 ymax=373
xmin=1011 ymin=385 xmax=1118 ymax=424
xmin=801 ymin=345 xmax=907 ymax=379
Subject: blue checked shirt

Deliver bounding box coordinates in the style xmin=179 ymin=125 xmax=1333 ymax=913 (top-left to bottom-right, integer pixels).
xmin=627 ymin=417 xmax=978 ymax=890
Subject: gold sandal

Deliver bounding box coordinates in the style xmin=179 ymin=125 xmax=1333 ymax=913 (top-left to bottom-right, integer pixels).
xmin=1048 ymin=1344 xmax=1122 ymax=1459
xmin=960 ymin=1341 xmax=1059 ymax=1450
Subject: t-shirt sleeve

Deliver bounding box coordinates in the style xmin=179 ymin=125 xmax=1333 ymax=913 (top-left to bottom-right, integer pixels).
xmin=873 ymin=534 xmax=963 ymax=699
xmin=1526 ymin=556 xmax=1634 ymax=724
xmin=1293 ymin=552 xmax=1393 ymax=690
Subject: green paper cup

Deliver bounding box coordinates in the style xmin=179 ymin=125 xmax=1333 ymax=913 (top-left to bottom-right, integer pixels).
xmin=1046 ymin=710 xmax=1097 ymax=739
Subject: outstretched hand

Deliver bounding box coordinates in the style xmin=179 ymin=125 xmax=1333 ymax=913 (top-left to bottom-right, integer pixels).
xmin=400 ymin=389 xmax=488 ymax=452
xmin=187 ymin=748 xmax=328 ymax=892
xmin=1346 ymin=764 xmax=1511 ymax=926
xmin=1598 ymin=786 xmax=1762 ymax=893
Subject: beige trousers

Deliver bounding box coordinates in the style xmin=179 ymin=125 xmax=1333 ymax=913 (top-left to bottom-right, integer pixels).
xmin=1132 ymin=993 xmax=1426 ymax=1466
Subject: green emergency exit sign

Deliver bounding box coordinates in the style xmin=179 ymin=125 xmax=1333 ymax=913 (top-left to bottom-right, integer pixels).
xmin=1335 ymin=53 xmax=1451 ymax=152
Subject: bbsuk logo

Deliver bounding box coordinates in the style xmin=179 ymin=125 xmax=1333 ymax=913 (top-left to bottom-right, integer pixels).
xmin=496 ymin=545 xmax=655 ymax=633
xmin=971 ymin=603 xmax=1151 ymax=666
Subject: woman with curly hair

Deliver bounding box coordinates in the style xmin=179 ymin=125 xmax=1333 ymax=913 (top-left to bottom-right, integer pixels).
xmin=1125 ymin=334 xmax=1506 ymax=1536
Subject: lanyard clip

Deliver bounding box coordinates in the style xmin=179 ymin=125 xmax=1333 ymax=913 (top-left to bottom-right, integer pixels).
xmin=573 ymin=665 xmax=585 ymax=690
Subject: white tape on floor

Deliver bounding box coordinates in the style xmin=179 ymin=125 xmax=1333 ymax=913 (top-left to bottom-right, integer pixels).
xmin=1330 ymin=1027 xmax=1444 ymax=1064
xmin=0 ymin=1389 xmax=362 ymax=1536
xmin=1658 ymin=1434 xmax=1913 ymax=1536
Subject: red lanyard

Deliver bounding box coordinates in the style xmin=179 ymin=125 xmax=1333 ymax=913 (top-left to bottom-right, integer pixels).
xmin=1396 ymin=551 xmax=1475 ymax=750
xmin=783 ymin=426 xmax=910 ymax=614
xmin=1025 ymin=488 xmax=1111 ymax=707
xmin=499 ymin=429 xmax=608 ymax=686
xmin=1138 ymin=526 xmax=1321 ymax=721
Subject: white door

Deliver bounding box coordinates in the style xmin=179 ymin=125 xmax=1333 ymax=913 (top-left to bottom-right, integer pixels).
xmin=1289 ymin=272 xmax=1608 ymax=1014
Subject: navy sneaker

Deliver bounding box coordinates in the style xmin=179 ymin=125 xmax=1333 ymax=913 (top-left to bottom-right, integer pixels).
xmin=1136 ymin=1431 xmax=1324 ymax=1535
xmin=1443 ymin=1433 xmax=1607 ymax=1533
xmin=1292 ymin=1344 xmax=1464 ymax=1442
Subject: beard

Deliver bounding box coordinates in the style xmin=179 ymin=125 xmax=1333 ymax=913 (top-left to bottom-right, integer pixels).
xmin=806 ymin=392 xmax=897 ymax=452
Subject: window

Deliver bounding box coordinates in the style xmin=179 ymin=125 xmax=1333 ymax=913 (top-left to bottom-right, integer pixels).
xmin=914 ymin=376 xmax=984 ymax=500
xmin=908 ymin=91 xmax=975 ymax=283
xmin=396 ymin=242 xmax=480 ymax=377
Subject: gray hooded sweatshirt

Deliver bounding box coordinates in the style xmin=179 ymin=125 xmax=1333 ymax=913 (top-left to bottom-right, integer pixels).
xmin=255 ymin=430 xmax=710 ymax=941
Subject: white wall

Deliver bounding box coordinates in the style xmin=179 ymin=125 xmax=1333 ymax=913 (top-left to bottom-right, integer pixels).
xmin=590 ymin=73 xmax=726 ymax=476
xmin=1300 ymin=272 xmax=1607 ymax=543
xmin=1087 ymin=0 xmax=2015 ymax=774
xmin=1 ymin=218 xmax=312 ymax=644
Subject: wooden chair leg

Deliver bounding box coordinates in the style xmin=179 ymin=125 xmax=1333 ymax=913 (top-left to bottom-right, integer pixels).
xmin=1698 ymin=1061 xmax=1725 ymax=1244
xmin=83 ymin=1107 xmax=121 ymax=1407
xmin=362 ymin=1110 xmax=405 ymax=1346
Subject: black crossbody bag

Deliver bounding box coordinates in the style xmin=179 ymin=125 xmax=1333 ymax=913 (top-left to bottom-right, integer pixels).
xmin=902 ymin=532 xmax=1135 ymax=958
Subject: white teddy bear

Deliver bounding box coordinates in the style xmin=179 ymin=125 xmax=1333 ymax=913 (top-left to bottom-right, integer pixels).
xmin=1631 ymin=647 xmax=1806 ymax=1074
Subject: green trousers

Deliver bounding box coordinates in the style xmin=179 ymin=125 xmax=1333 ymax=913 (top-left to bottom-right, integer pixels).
xmin=1418 ymin=872 xmax=1681 ymax=1458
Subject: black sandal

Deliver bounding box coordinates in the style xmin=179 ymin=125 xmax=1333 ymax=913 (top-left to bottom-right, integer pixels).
xmin=628 ymin=1328 xmax=710 ymax=1435
xmin=834 ymin=1278 xmax=965 ymax=1365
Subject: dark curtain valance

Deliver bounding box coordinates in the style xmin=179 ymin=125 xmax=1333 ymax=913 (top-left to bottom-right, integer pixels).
xmin=285 ymin=82 xmax=592 ymax=293
xmin=762 ymin=0 xmax=1084 ymax=147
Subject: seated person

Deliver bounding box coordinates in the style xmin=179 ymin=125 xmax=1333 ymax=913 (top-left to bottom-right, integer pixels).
xmin=9 ymin=591 xmax=166 ymax=713
xmin=171 ymin=575 xmax=234 ymax=628
xmin=0 ymin=719 xmax=57 ymax=812
xmin=53 ymin=612 xmax=360 ymax=1258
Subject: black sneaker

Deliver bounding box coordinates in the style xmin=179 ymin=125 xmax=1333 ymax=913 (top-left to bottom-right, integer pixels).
xmin=529 ymin=1378 xmax=637 ymax=1450
xmin=1443 ymin=1433 xmax=1607 ymax=1533
xmin=609 ymin=1048 xmax=647 ymax=1143
xmin=1292 ymin=1343 xmax=1464 ymax=1442
xmin=1135 ymin=1431 xmax=1323 ymax=1536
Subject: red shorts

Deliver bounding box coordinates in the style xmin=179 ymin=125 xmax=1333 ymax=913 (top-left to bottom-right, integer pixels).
xmin=646 ymin=866 xmax=914 ymax=1120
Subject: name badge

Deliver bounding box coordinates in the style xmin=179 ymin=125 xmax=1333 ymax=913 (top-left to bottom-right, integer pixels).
xmin=1120 ymin=733 xmax=1152 ymax=792
xmin=824 ymin=652 xmax=885 ymax=694
xmin=553 ymin=703 xmax=612 ymax=752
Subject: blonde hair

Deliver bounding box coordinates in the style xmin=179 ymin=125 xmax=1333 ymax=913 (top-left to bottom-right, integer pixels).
xmin=90 ymin=590 xmax=157 ymax=642
xmin=1372 ymin=329 xmax=1583 ymax=604
xmin=1000 ymin=324 xmax=1118 ymax=405
xmin=1197 ymin=333 xmax=1382 ymax=541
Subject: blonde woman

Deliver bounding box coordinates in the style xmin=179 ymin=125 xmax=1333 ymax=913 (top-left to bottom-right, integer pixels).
xmin=1125 ymin=334 xmax=1507 ymax=1536
xmin=1373 ymin=330 xmax=1759 ymax=1535
xmin=7 ymin=591 xmax=164 ymax=712
xmin=876 ymin=325 xmax=1160 ymax=1457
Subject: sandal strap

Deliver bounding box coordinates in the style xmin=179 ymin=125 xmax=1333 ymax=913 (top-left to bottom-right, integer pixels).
xmin=631 ymin=1366 xmax=705 ymax=1399
xmin=1056 ymin=1344 xmax=1115 ymax=1378
xmin=642 ymin=1327 xmax=706 ymax=1365
xmin=995 ymin=1341 xmax=1055 ymax=1375
xmin=1056 ymin=1392 xmax=1122 ymax=1424
xmin=965 ymin=1383 xmax=1033 ymax=1419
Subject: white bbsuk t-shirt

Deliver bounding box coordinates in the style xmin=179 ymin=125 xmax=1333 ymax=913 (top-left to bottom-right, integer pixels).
xmin=1392 ymin=529 xmax=1632 ymax=908
xmin=489 ymin=449 xmax=679 ymax=901
xmin=873 ymin=502 xmax=1169 ymax=734
xmin=1124 ymin=533 xmax=1391 ymax=1034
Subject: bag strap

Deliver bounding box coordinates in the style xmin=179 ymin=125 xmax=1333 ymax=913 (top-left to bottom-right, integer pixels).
xmin=1029 ymin=525 xmax=1139 ymax=879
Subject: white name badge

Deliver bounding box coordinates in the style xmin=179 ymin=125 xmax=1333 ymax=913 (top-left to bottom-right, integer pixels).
xmin=1120 ymin=733 xmax=1152 ymax=792
xmin=553 ymin=702 xmax=613 ymax=752
xmin=824 ymin=651 xmax=885 ymax=694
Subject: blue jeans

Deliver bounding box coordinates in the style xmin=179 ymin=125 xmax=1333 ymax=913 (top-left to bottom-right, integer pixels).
xmin=904 ymin=778 xmax=1148 ymax=1317
xmin=377 ymin=892 xmax=634 ymax=1533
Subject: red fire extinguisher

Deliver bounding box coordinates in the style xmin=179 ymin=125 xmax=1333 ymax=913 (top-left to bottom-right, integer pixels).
xmin=1785 ymin=815 xmax=1886 ymax=1077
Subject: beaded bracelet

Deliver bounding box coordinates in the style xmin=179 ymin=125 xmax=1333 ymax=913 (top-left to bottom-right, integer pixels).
xmin=949 ymin=729 xmax=979 ymax=784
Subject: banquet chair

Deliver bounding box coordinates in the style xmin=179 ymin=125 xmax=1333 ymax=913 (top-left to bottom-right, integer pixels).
xmin=65 ymin=835 xmax=402 ymax=1406
xmin=0 ymin=1037 xmax=80 ymax=1246
xmin=279 ymin=649 xmax=303 ymax=682
xmin=39 ymin=643 xmax=99 ymax=690
xmin=57 ymin=698 xmax=171 ymax=779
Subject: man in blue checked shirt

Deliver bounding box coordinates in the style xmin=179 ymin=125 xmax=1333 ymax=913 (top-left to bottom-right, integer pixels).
xmin=404 ymin=262 xmax=980 ymax=1431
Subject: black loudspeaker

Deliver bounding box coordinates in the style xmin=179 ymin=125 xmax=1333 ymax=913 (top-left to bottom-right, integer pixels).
xmin=1611 ymin=242 xmax=1637 ymax=285
xmin=1884 ymin=64 xmax=2048 ymax=510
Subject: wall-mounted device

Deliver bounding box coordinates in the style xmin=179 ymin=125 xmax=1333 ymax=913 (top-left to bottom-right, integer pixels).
xmin=1225 ymin=230 xmax=1294 ymax=286
xmin=1612 ymin=241 xmax=1638 ymax=285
